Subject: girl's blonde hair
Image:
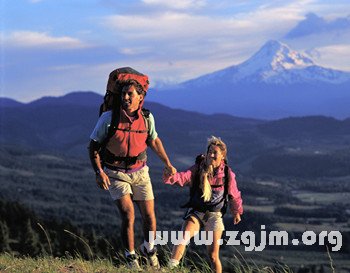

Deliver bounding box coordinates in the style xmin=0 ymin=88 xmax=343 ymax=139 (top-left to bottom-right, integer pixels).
xmin=199 ymin=136 xmax=228 ymax=202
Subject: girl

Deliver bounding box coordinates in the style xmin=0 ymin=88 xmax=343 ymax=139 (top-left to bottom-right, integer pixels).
xmin=163 ymin=136 xmax=243 ymax=273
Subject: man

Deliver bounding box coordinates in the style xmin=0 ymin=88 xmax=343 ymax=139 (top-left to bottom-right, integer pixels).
xmin=89 ymin=74 xmax=176 ymax=270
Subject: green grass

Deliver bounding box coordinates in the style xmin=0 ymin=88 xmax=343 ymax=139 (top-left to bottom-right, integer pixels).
xmin=0 ymin=253 xmax=197 ymax=273
xmin=0 ymin=252 xmax=299 ymax=273
xmin=0 ymin=254 xmax=117 ymax=273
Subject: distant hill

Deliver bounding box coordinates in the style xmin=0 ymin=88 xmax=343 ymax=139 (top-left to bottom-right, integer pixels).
xmin=148 ymin=40 xmax=350 ymax=119
xmin=1 ymin=91 xmax=350 ymax=171
xmin=0 ymin=98 xmax=24 ymax=107
xmin=28 ymin=91 xmax=101 ymax=107
xmin=0 ymin=92 xmax=264 ymax=166
xmin=258 ymin=116 xmax=350 ymax=138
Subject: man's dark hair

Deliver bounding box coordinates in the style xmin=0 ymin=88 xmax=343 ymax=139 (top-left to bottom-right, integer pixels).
xmin=123 ymin=79 xmax=146 ymax=97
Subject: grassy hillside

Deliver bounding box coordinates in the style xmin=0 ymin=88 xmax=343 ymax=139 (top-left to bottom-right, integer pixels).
xmin=1 ymin=145 xmax=350 ymax=272
xmin=0 ymin=253 xmax=301 ymax=273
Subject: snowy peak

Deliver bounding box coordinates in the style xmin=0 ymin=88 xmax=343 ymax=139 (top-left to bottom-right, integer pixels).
xmin=240 ymin=40 xmax=350 ymax=84
xmin=233 ymin=40 xmax=321 ymax=84
xmin=184 ymin=40 xmax=350 ymax=86
xmin=246 ymin=40 xmax=314 ymax=71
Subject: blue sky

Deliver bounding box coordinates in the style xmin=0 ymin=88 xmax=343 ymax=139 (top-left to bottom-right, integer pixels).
xmin=1 ymin=0 xmax=350 ymax=102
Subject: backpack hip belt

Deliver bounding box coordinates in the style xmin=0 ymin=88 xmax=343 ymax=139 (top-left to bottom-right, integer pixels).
xmin=104 ymin=149 xmax=147 ymax=166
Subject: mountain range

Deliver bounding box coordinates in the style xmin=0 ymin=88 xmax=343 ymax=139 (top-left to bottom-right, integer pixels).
xmin=0 ymin=92 xmax=263 ymax=164
xmin=147 ymin=40 xmax=350 ymax=119
xmin=1 ymin=91 xmax=350 ymax=172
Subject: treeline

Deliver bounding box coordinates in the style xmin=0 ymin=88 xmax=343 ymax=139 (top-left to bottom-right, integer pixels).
xmin=0 ymin=199 xmax=122 ymax=261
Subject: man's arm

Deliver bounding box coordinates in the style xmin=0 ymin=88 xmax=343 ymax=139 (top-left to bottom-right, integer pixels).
xmin=148 ymin=137 xmax=176 ymax=175
xmin=88 ymin=140 xmax=103 ymax=173
xmin=88 ymin=140 xmax=110 ymax=190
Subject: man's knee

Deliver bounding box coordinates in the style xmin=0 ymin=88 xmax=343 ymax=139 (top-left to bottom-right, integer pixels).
xmin=138 ymin=201 xmax=156 ymax=224
xmin=121 ymin=210 xmax=135 ymax=225
xmin=116 ymin=199 xmax=135 ymax=224
xmin=144 ymin=210 xmax=156 ymax=223
xmin=144 ymin=211 xmax=156 ymax=221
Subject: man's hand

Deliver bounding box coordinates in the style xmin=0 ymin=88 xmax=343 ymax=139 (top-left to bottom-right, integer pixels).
xmin=164 ymin=164 xmax=177 ymax=176
xmin=233 ymin=213 xmax=241 ymax=225
xmin=148 ymin=137 xmax=177 ymax=176
xmin=163 ymin=164 xmax=177 ymax=181
xmin=96 ymin=170 xmax=110 ymax=190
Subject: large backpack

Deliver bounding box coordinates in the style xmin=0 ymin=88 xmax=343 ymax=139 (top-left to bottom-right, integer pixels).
xmin=181 ymin=155 xmax=230 ymax=216
xmin=99 ymin=67 xmax=149 ymax=116
xmin=98 ymin=67 xmax=151 ymax=163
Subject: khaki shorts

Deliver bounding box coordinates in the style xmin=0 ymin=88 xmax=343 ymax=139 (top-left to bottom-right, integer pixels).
xmin=105 ymin=165 xmax=154 ymax=201
xmin=185 ymin=209 xmax=225 ymax=232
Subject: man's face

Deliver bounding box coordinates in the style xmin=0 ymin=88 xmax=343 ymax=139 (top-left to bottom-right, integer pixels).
xmin=121 ymin=85 xmax=143 ymax=113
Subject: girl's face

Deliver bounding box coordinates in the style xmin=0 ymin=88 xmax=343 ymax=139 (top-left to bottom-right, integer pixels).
xmin=206 ymin=145 xmax=224 ymax=168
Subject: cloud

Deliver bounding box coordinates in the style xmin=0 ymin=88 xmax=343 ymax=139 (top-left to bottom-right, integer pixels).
xmin=141 ymin=0 xmax=206 ymax=10
xmin=310 ymin=44 xmax=350 ymax=71
xmin=104 ymin=12 xmax=241 ymax=40
xmin=102 ymin=1 xmax=317 ymax=45
xmin=282 ymin=12 xmax=350 ymax=67
xmin=285 ymin=12 xmax=350 ymax=39
xmin=100 ymin=1 xmax=309 ymax=71
xmin=47 ymin=64 xmax=84 ymax=72
xmin=2 ymin=31 xmax=89 ymax=49
xmin=102 ymin=7 xmax=300 ymax=48
xmin=119 ymin=46 xmax=152 ymax=55
xmin=96 ymin=0 xmax=350 ymax=84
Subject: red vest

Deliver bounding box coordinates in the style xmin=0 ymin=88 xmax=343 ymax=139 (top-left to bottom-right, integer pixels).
xmin=106 ymin=108 xmax=148 ymax=170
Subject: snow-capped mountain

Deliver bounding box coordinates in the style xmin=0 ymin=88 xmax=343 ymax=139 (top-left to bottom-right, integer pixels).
xmin=182 ymin=40 xmax=350 ymax=86
xmin=148 ymin=40 xmax=350 ymax=119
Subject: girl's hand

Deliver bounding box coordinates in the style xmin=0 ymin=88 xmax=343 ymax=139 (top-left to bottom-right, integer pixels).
xmin=163 ymin=167 xmax=177 ymax=183
xmin=164 ymin=164 xmax=177 ymax=176
xmin=233 ymin=213 xmax=241 ymax=225
xmin=163 ymin=165 xmax=176 ymax=178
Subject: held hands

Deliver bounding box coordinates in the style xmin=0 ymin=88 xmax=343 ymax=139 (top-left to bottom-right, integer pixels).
xmin=233 ymin=213 xmax=241 ymax=225
xmin=163 ymin=164 xmax=177 ymax=179
xmin=96 ymin=170 xmax=110 ymax=190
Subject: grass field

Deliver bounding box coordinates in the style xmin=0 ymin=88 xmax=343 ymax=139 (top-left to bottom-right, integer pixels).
xmin=0 ymin=253 xmax=300 ymax=273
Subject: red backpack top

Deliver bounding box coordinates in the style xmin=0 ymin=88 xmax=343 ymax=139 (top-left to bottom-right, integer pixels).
xmin=99 ymin=67 xmax=149 ymax=116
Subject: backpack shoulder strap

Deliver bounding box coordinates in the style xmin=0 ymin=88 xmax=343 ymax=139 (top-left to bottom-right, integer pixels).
xmin=180 ymin=154 xmax=204 ymax=209
xmin=221 ymin=163 xmax=230 ymax=216
xmin=141 ymin=108 xmax=151 ymax=134
xmin=99 ymin=107 xmax=120 ymax=163
xmin=224 ymin=164 xmax=229 ymax=198
xmin=191 ymin=155 xmax=203 ymax=196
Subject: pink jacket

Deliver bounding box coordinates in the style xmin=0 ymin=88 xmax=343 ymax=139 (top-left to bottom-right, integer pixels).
xmin=163 ymin=161 xmax=243 ymax=216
